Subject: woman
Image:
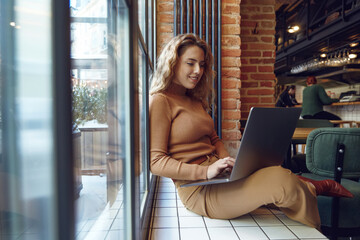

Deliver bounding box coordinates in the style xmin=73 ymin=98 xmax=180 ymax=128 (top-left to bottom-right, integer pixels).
xmin=275 ymin=85 xmax=298 ymax=107
xmin=301 ymin=76 xmax=341 ymax=120
xmin=149 ymin=34 xmax=352 ymax=229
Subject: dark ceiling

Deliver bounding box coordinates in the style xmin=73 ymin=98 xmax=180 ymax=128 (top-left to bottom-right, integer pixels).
xmin=274 ymin=0 xmax=360 ymax=86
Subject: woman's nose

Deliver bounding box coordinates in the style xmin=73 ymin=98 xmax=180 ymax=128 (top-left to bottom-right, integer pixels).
xmin=194 ymin=63 xmax=200 ymax=73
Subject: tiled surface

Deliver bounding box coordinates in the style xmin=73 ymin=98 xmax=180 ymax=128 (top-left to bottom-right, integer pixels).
xmin=149 ymin=176 xmax=329 ymax=240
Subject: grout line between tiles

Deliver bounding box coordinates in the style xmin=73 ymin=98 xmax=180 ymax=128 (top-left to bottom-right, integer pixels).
xmin=250 ymin=212 xmax=271 ymax=240
xmin=229 ymin=218 xmax=241 ymax=240
xmin=273 ymin=213 xmax=301 ymax=240
xmin=202 ymin=216 xmax=211 ymax=240
xmin=175 ymin=183 xmax=181 ymax=240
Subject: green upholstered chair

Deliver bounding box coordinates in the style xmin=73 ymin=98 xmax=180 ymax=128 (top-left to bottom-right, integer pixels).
xmin=301 ymin=127 xmax=360 ymax=240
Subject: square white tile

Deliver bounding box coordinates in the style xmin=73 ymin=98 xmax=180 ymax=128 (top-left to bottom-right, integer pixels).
xmin=153 ymin=207 xmax=178 ymax=217
xmin=179 ymin=216 xmax=205 ymax=228
xmin=156 ymin=192 xmax=176 ymax=200
xmin=177 ymin=199 xmax=185 ymax=208
xmin=180 ymin=228 xmax=209 ymax=240
xmin=288 ymin=225 xmax=327 ymax=239
xmin=204 ymin=217 xmax=232 ymax=227
xmin=234 ymin=226 xmax=269 ymax=240
xmin=155 ymin=199 xmax=177 ymax=208
xmin=82 ymin=231 xmax=108 ymax=240
xmin=105 ymin=230 xmax=124 ymax=240
xmin=261 ymin=226 xmax=297 ymax=239
xmin=152 ymin=216 xmax=179 ymax=228
xmin=151 ymin=228 xmax=180 ymax=240
xmin=207 ymin=227 xmax=239 ymax=240
xmin=230 ymin=215 xmax=258 ymax=227
xmin=177 ymin=207 xmax=202 ymax=217
xmin=253 ymin=215 xmax=283 ymax=226
xmin=110 ymin=218 xmax=124 ymax=230
xmin=276 ymin=214 xmax=303 ymax=226
xmin=157 ymin=186 xmax=176 ymax=193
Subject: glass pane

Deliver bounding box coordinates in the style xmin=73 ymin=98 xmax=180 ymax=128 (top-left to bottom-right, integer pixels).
xmin=0 ymin=1 xmax=56 ymax=239
xmin=148 ymin=0 xmax=153 ymax=63
xmin=138 ymin=44 xmax=147 ymax=211
xmin=138 ymin=0 xmax=146 ymax=39
xmin=70 ymin=0 xmax=128 ymax=239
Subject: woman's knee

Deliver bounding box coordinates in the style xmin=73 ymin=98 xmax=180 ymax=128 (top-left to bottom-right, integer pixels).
xmin=260 ymin=166 xmax=300 ymax=195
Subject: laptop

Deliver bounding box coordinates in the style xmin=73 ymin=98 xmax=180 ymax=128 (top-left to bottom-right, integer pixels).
xmin=180 ymin=107 xmax=302 ymax=187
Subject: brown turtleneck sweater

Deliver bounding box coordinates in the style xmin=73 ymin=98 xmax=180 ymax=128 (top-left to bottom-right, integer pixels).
xmin=149 ymin=84 xmax=229 ymax=181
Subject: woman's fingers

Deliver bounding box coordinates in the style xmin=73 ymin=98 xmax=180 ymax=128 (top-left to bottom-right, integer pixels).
xmin=207 ymin=157 xmax=235 ymax=179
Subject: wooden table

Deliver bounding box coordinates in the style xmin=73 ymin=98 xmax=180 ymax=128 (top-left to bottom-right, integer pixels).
xmin=292 ymin=127 xmax=317 ymax=142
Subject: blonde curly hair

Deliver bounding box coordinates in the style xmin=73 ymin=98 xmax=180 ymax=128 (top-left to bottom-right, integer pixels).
xmin=150 ymin=33 xmax=215 ymax=111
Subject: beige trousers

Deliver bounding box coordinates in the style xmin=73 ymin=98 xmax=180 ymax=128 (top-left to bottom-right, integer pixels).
xmin=174 ymin=155 xmax=321 ymax=229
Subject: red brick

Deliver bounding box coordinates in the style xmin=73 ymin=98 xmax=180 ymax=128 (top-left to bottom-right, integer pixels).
xmin=263 ymin=59 xmax=275 ymax=64
xmin=257 ymin=29 xmax=276 ymax=35
xmin=223 ymin=110 xmax=241 ymax=120
xmin=241 ymin=36 xmax=259 ymax=43
xmin=222 ymin=0 xmax=241 ymax=3
xmin=262 ymin=6 xmax=274 ymax=12
xmin=259 ymin=66 xmax=274 ymax=72
xmin=222 ymin=130 xmax=241 ymax=141
xmin=261 ymin=21 xmax=275 ymax=29
xmin=222 ymin=36 xmax=241 ymax=46
xmin=222 ymin=99 xmax=238 ymax=109
xmin=241 ymin=6 xmax=261 ymax=12
xmin=222 ymin=15 xmax=240 ymax=24
xmin=222 ymin=48 xmax=241 ymax=57
xmin=223 ymin=25 xmax=241 ymax=35
xmin=241 ymin=66 xmax=257 ymax=72
xmin=250 ymin=73 xmax=275 ymax=80
xmin=251 ymin=14 xmax=275 ymax=20
xmin=159 ymin=24 xmax=173 ymax=33
xmin=241 ymin=81 xmax=258 ymax=88
xmin=158 ymin=2 xmax=173 ymax=12
xmin=241 ymin=29 xmax=251 ymax=35
xmin=260 ymin=81 xmax=274 ymax=87
xmin=240 ymin=74 xmax=248 ymax=80
xmin=241 ymin=59 xmax=248 ymax=64
xmin=158 ymin=14 xmax=173 ymax=23
xmin=248 ymin=43 xmax=275 ymax=50
xmin=222 ymin=89 xmax=240 ymax=99
xmin=223 ymin=5 xmax=240 ymax=14
xmin=222 ymin=121 xmax=238 ymax=130
xmin=247 ymin=88 xmax=274 ymax=95
xmin=241 ymin=51 xmax=261 ymax=57
xmin=261 ymin=97 xmax=275 ymax=103
xmin=263 ymin=51 xmax=274 ymax=57
xmin=242 ymin=0 xmax=275 ymax=4
xmin=222 ymin=68 xmax=241 ymax=78
xmin=222 ymin=78 xmax=241 ymax=89
xmin=261 ymin=36 xmax=274 ymax=43
xmin=240 ymin=43 xmax=248 ymax=50
xmin=241 ymin=97 xmax=259 ymax=103
xmin=241 ymin=20 xmax=257 ymax=28
xmin=223 ymin=57 xmax=241 ymax=67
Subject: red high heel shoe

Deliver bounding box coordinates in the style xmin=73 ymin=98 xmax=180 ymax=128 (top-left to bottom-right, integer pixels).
xmin=297 ymin=175 xmax=354 ymax=198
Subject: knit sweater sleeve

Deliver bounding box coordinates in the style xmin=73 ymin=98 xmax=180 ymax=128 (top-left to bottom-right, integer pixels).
xmin=149 ymin=94 xmax=209 ymax=180
xmin=317 ymin=85 xmax=338 ymax=105
xmin=209 ymin=130 xmax=230 ymax=159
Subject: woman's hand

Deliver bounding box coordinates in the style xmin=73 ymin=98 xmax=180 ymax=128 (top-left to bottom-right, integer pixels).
xmin=207 ymin=157 xmax=235 ymax=179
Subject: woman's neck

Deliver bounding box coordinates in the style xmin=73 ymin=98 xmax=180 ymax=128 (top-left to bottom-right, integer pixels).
xmin=167 ymin=82 xmax=187 ymax=96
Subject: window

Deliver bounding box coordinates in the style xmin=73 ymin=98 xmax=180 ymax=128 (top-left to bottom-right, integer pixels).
xmin=1 ymin=0 xmax=156 ymax=239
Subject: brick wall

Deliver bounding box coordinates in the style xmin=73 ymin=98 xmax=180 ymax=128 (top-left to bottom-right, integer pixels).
xmin=156 ymin=0 xmax=276 ymax=157
xmin=240 ymin=0 xmax=276 ymax=121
